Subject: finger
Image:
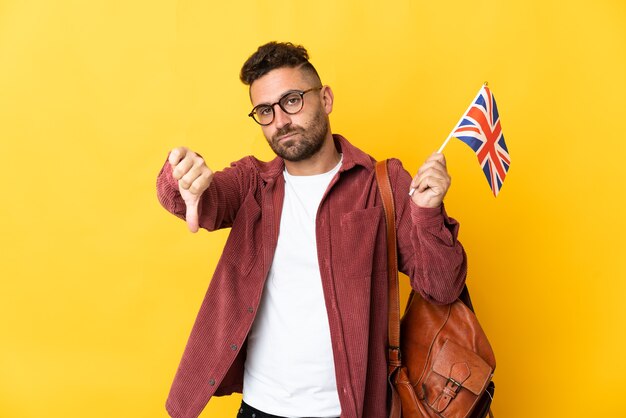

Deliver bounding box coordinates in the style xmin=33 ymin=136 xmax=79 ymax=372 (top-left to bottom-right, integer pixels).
xmin=417 ymin=158 xmax=448 ymax=177
xmin=415 ymin=175 xmax=434 ymax=193
xmin=415 ymin=175 xmax=446 ymax=194
xmin=178 ymin=166 xmax=204 ymax=191
xmin=410 ymin=174 xmax=420 ymax=190
xmin=418 ymin=161 xmax=445 ymax=176
xmin=411 ymin=167 xmax=448 ymax=189
xmin=410 ymin=172 xmax=424 ymax=190
xmin=188 ymin=171 xmax=213 ymax=195
xmin=420 ymin=177 xmax=451 ymax=196
xmin=417 ymin=165 xmax=449 ymax=181
xmin=416 ymin=166 xmax=448 ymax=189
xmin=417 ymin=181 xmax=431 ymax=194
xmin=427 ymin=152 xmax=446 ymax=166
xmin=185 ymin=199 xmax=199 ymax=233
xmin=172 ymin=154 xmax=195 ymax=181
xmin=168 ymin=147 xmax=188 ymax=167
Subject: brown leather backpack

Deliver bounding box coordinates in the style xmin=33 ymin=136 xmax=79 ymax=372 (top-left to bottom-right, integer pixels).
xmin=375 ymin=160 xmax=496 ymax=418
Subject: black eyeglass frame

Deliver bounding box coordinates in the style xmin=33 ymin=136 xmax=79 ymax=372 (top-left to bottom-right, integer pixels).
xmin=248 ymin=87 xmax=323 ymax=126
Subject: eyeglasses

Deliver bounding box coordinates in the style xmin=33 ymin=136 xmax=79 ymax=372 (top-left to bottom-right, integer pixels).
xmin=248 ymin=87 xmax=322 ymax=126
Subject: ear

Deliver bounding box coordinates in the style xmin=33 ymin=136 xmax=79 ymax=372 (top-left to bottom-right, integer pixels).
xmin=321 ymin=85 xmax=334 ymax=115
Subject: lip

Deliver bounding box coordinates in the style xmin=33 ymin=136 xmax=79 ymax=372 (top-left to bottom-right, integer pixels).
xmin=277 ymin=132 xmax=297 ymax=142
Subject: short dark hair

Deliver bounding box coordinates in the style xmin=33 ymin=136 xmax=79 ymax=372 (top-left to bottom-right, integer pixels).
xmin=240 ymin=41 xmax=321 ymax=86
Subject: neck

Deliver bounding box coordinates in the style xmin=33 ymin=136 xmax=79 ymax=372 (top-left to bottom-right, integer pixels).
xmin=284 ymin=133 xmax=341 ymax=176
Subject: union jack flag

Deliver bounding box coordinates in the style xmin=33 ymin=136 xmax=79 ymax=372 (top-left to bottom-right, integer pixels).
xmin=452 ymin=86 xmax=510 ymax=196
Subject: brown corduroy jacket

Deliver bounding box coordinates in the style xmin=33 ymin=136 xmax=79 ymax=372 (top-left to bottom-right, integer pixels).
xmin=156 ymin=134 xmax=467 ymax=418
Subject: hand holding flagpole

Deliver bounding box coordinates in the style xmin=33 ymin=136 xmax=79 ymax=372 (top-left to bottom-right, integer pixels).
xmin=408 ymin=152 xmax=452 ymax=207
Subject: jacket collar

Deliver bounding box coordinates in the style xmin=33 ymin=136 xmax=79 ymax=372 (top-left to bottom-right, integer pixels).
xmin=255 ymin=134 xmax=374 ymax=182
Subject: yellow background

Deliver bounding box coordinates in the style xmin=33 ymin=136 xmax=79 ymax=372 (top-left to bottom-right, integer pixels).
xmin=1 ymin=0 xmax=625 ymax=417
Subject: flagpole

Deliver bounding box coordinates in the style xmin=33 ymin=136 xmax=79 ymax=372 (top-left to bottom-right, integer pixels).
xmin=409 ymin=82 xmax=488 ymax=197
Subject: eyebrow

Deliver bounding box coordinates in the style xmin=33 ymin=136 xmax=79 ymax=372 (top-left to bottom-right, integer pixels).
xmin=253 ymin=89 xmax=305 ymax=107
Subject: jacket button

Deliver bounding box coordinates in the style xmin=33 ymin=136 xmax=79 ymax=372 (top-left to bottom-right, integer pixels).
xmin=247 ymin=307 xmax=254 ymax=313
xmin=230 ymin=344 xmax=238 ymax=351
xmin=209 ymin=379 xmax=215 ymax=386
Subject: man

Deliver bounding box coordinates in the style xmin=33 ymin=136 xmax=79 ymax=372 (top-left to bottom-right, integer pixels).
xmin=157 ymin=42 xmax=466 ymax=418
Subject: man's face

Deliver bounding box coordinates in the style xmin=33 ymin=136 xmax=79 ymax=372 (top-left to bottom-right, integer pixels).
xmin=249 ymin=67 xmax=332 ymax=162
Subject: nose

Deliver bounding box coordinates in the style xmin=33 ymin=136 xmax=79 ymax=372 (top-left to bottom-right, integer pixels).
xmin=272 ymin=104 xmax=292 ymax=129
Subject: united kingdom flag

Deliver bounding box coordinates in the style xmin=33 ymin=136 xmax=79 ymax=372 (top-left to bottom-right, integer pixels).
xmin=452 ymin=86 xmax=510 ymax=196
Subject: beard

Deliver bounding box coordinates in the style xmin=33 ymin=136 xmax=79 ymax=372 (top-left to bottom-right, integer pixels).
xmin=266 ymin=107 xmax=329 ymax=162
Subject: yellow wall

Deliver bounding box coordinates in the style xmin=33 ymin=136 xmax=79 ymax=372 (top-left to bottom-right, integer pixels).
xmin=1 ymin=1 xmax=625 ymax=417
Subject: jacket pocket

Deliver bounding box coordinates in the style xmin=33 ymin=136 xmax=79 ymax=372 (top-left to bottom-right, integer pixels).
xmin=336 ymin=207 xmax=383 ymax=279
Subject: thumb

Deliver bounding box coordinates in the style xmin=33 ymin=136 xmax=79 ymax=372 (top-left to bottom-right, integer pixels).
xmin=185 ymin=198 xmax=200 ymax=233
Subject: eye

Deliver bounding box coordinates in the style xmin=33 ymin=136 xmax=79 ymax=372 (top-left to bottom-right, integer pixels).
xmin=283 ymin=93 xmax=302 ymax=107
xmin=256 ymin=106 xmax=272 ymax=116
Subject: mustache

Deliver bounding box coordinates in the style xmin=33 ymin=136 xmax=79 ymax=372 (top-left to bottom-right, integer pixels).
xmin=272 ymin=125 xmax=303 ymax=142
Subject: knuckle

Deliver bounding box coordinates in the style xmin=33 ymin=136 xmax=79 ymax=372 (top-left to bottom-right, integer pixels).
xmin=182 ymin=155 xmax=193 ymax=166
xmin=189 ymin=184 xmax=200 ymax=195
xmin=173 ymin=146 xmax=187 ymax=158
xmin=191 ymin=179 xmax=208 ymax=195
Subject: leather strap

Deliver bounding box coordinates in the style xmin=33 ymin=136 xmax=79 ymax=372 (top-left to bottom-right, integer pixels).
xmin=376 ymin=160 xmax=495 ymax=418
xmin=375 ymin=160 xmax=401 ymax=367
xmin=434 ymin=363 xmax=471 ymax=412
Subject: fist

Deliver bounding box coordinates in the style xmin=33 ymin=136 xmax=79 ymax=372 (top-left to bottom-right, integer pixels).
xmin=168 ymin=147 xmax=213 ymax=233
xmin=410 ymin=153 xmax=451 ymax=208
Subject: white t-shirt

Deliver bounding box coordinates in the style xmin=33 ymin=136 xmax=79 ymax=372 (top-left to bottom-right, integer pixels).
xmin=243 ymin=157 xmax=343 ymax=418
